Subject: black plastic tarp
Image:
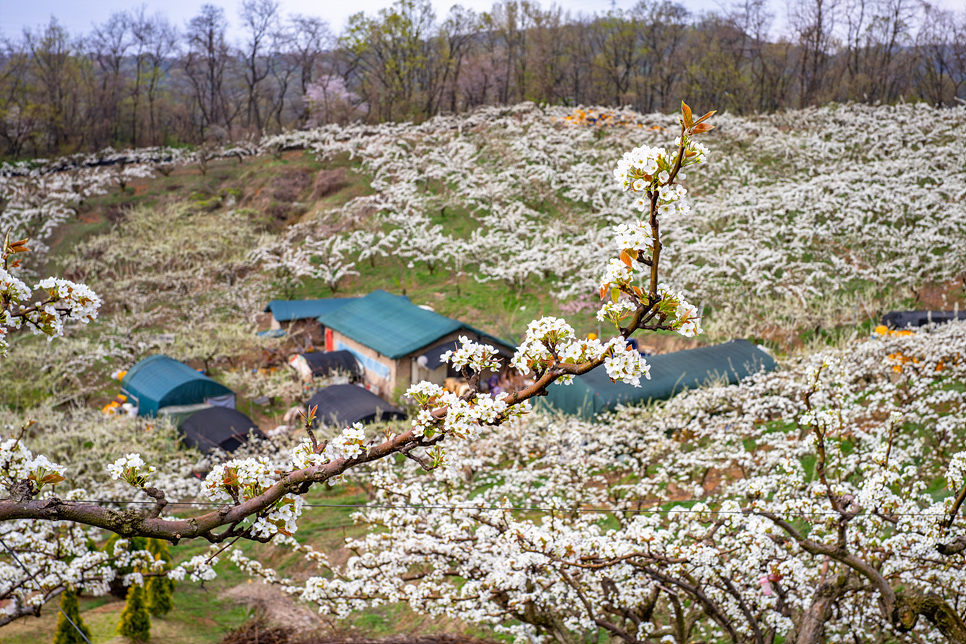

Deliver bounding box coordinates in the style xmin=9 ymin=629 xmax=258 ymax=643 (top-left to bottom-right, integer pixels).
xmin=180 ymin=407 xmax=265 ymax=454
xmin=882 ymin=311 xmax=966 ymax=329
xmin=539 ymin=339 xmax=777 ymax=419
xmin=301 ymin=350 xmax=364 ymax=378
xmin=307 ymin=384 xmax=406 ymax=429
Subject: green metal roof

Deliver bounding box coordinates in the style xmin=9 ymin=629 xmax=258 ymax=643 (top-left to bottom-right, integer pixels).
xmin=121 ymin=355 xmax=234 ymax=417
xmin=264 ymin=298 xmax=358 ymax=322
xmin=318 ymin=290 xmax=507 ymax=359
xmin=539 ymin=340 xmax=777 ymax=419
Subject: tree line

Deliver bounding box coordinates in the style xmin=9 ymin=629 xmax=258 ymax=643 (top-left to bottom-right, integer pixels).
xmin=1 ymin=0 xmax=964 ymax=158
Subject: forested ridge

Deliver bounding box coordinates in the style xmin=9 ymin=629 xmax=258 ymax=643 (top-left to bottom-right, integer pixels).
xmin=1 ymin=0 xmax=964 ymax=158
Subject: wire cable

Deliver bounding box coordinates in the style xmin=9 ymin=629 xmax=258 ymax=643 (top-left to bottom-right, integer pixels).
xmin=60 ymin=498 xmax=957 ymax=518
xmin=0 ymin=537 xmax=93 ymax=644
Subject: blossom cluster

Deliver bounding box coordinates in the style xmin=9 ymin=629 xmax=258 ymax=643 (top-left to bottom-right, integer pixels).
xmin=0 ymin=268 xmax=30 ymax=356
xmin=0 ymin=518 xmax=116 ymax=624
xmin=0 ymin=266 xmax=102 ymax=355
xmin=203 ymin=457 xmax=277 ymax=503
xmin=612 ymin=144 xmax=667 ymax=192
xmin=0 ymin=438 xmax=67 ymax=490
xmin=594 ymin=284 xmax=702 ymax=338
xmin=406 ymin=381 xmax=531 ymax=441
xmin=657 ymin=284 xmax=702 ymax=337
xmin=601 ymin=337 xmax=651 ymax=386
xmin=612 ymin=221 xmax=652 ymax=254
xmin=612 ymin=136 xmax=705 ymax=217
xmin=106 ymin=453 xmax=155 ymax=488
xmin=252 ymin=494 xmax=305 ymax=538
xmin=202 ymin=456 xmax=308 ymax=538
xmin=595 ymin=299 xmax=636 ymax=325
xmin=286 ymin=422 xmax=372 ymax=464
xmin=440 ymin=335 xmax=502 ymax=373
xmin=31 ymin=278 xmax=102 ymax=334
xmin=168 ymin=553 xmax=220 ymax=583
xmin=947 ymin=452 xmax=966 ymax=492
xmin=598 ymin=258 xmax=638 ymax=291
xmin=510 ymin=316 xmax=653 ymax=387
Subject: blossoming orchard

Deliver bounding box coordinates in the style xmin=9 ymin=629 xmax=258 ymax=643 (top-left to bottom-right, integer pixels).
xmin=0 ymin=99 xmax=965 ymax=643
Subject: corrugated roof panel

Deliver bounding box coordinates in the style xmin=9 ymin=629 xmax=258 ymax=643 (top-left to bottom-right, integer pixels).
xmin=264 ymin=298 xmax=358 ymax=322
xmin=318 ymin=290 xmax=471 ymax=359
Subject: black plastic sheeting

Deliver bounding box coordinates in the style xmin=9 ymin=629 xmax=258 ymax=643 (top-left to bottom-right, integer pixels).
xmin=301 ymin=350 xmax=364 ymax=378
xmin=180 ymin=407 xmax=265 ymax=454
xmin=307 ymin=384 xmax=406 ymax=429
xmin=882 ymin=311 xmax=966 ymax=329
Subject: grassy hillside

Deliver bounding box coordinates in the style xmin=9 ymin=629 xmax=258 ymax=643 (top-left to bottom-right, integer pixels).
xmin=1 ymin=102 xmax=964 ymax=643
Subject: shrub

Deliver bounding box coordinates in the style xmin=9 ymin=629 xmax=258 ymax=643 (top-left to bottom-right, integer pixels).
xmin=117 ymin=584 xmax=151 ymax=642
xmin=53 ymin=589 xmax=92 ymax=644
xmin=145 ymin=539 xmax=175 ymax=617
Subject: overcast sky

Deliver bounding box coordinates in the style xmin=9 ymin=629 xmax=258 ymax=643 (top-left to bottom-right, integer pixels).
xmin=2 ymin=0 xmax=962 ymax=43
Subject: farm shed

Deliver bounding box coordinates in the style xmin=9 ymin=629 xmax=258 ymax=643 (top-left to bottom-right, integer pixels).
xmin=317 ymin=290 xmax=513 ymax=397
xmin=881 ymin=310 xmax=966 ymax=329
xmin=264 ymin=298 xmax=359 ymax=327
xmin=263 ymin=298 xmax=359 ymax=345
xmin=121 ymin=355 xmax=235 ymax=416
xmin=307 ymin=384 xmax=406 ymax=429
xmin=180 ymin=407 xmax=265 ymax=455
xmin=540 ymin=340 xmax=777 ymax=419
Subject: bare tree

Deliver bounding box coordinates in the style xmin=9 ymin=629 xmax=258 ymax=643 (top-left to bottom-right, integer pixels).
xmin=483 ymin=2 xmax=528 ymax=105
xmin=89 ymin=12 xmax=130 ymax=146
xmin=239 ymin=0 xmax=280 ymax=135
xmin=266 ymin=25 xmax=301 ymax=131
xmin=683 ymin=14 xmax=750 ymax=113
xmin=525 ymin=3 xmax=569 ymax=105
xmin=589 ymin=9 xmax=639 ymax=106
xmin=635 ymin=0 xmax=690 ymax=112
xmin=118 ymin=10 xmax=180 ymax=146
xmin=184 ymin=4 xmax=232 ymax=137
xmin=915 ymin=4 xmax=966 ymax=105
xmin=289 ymin=14 xmax=333 ymax=124
xmin=23 ymin=19 xmax=79 ymax=151
xmin=0 ymin=37 xmax=35 ymax=157
xmin=730 ymin=0 xmax=793 ymax=111
xmin=561 ymin=15 xmax=594 ymax=106
xmin=439 ymin=6 xmax=479 ymax=113
xmin=789 ymin=0 xmax=839 ymax=106
xmin=865 ymin=0 xmax=917 ymax=102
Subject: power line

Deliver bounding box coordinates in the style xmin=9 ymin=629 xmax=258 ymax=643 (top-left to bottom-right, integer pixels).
xmin=63 ymin=498 xmax=956 ymax=518
xmin=0 ymin=537 xmax=93 ymax=644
